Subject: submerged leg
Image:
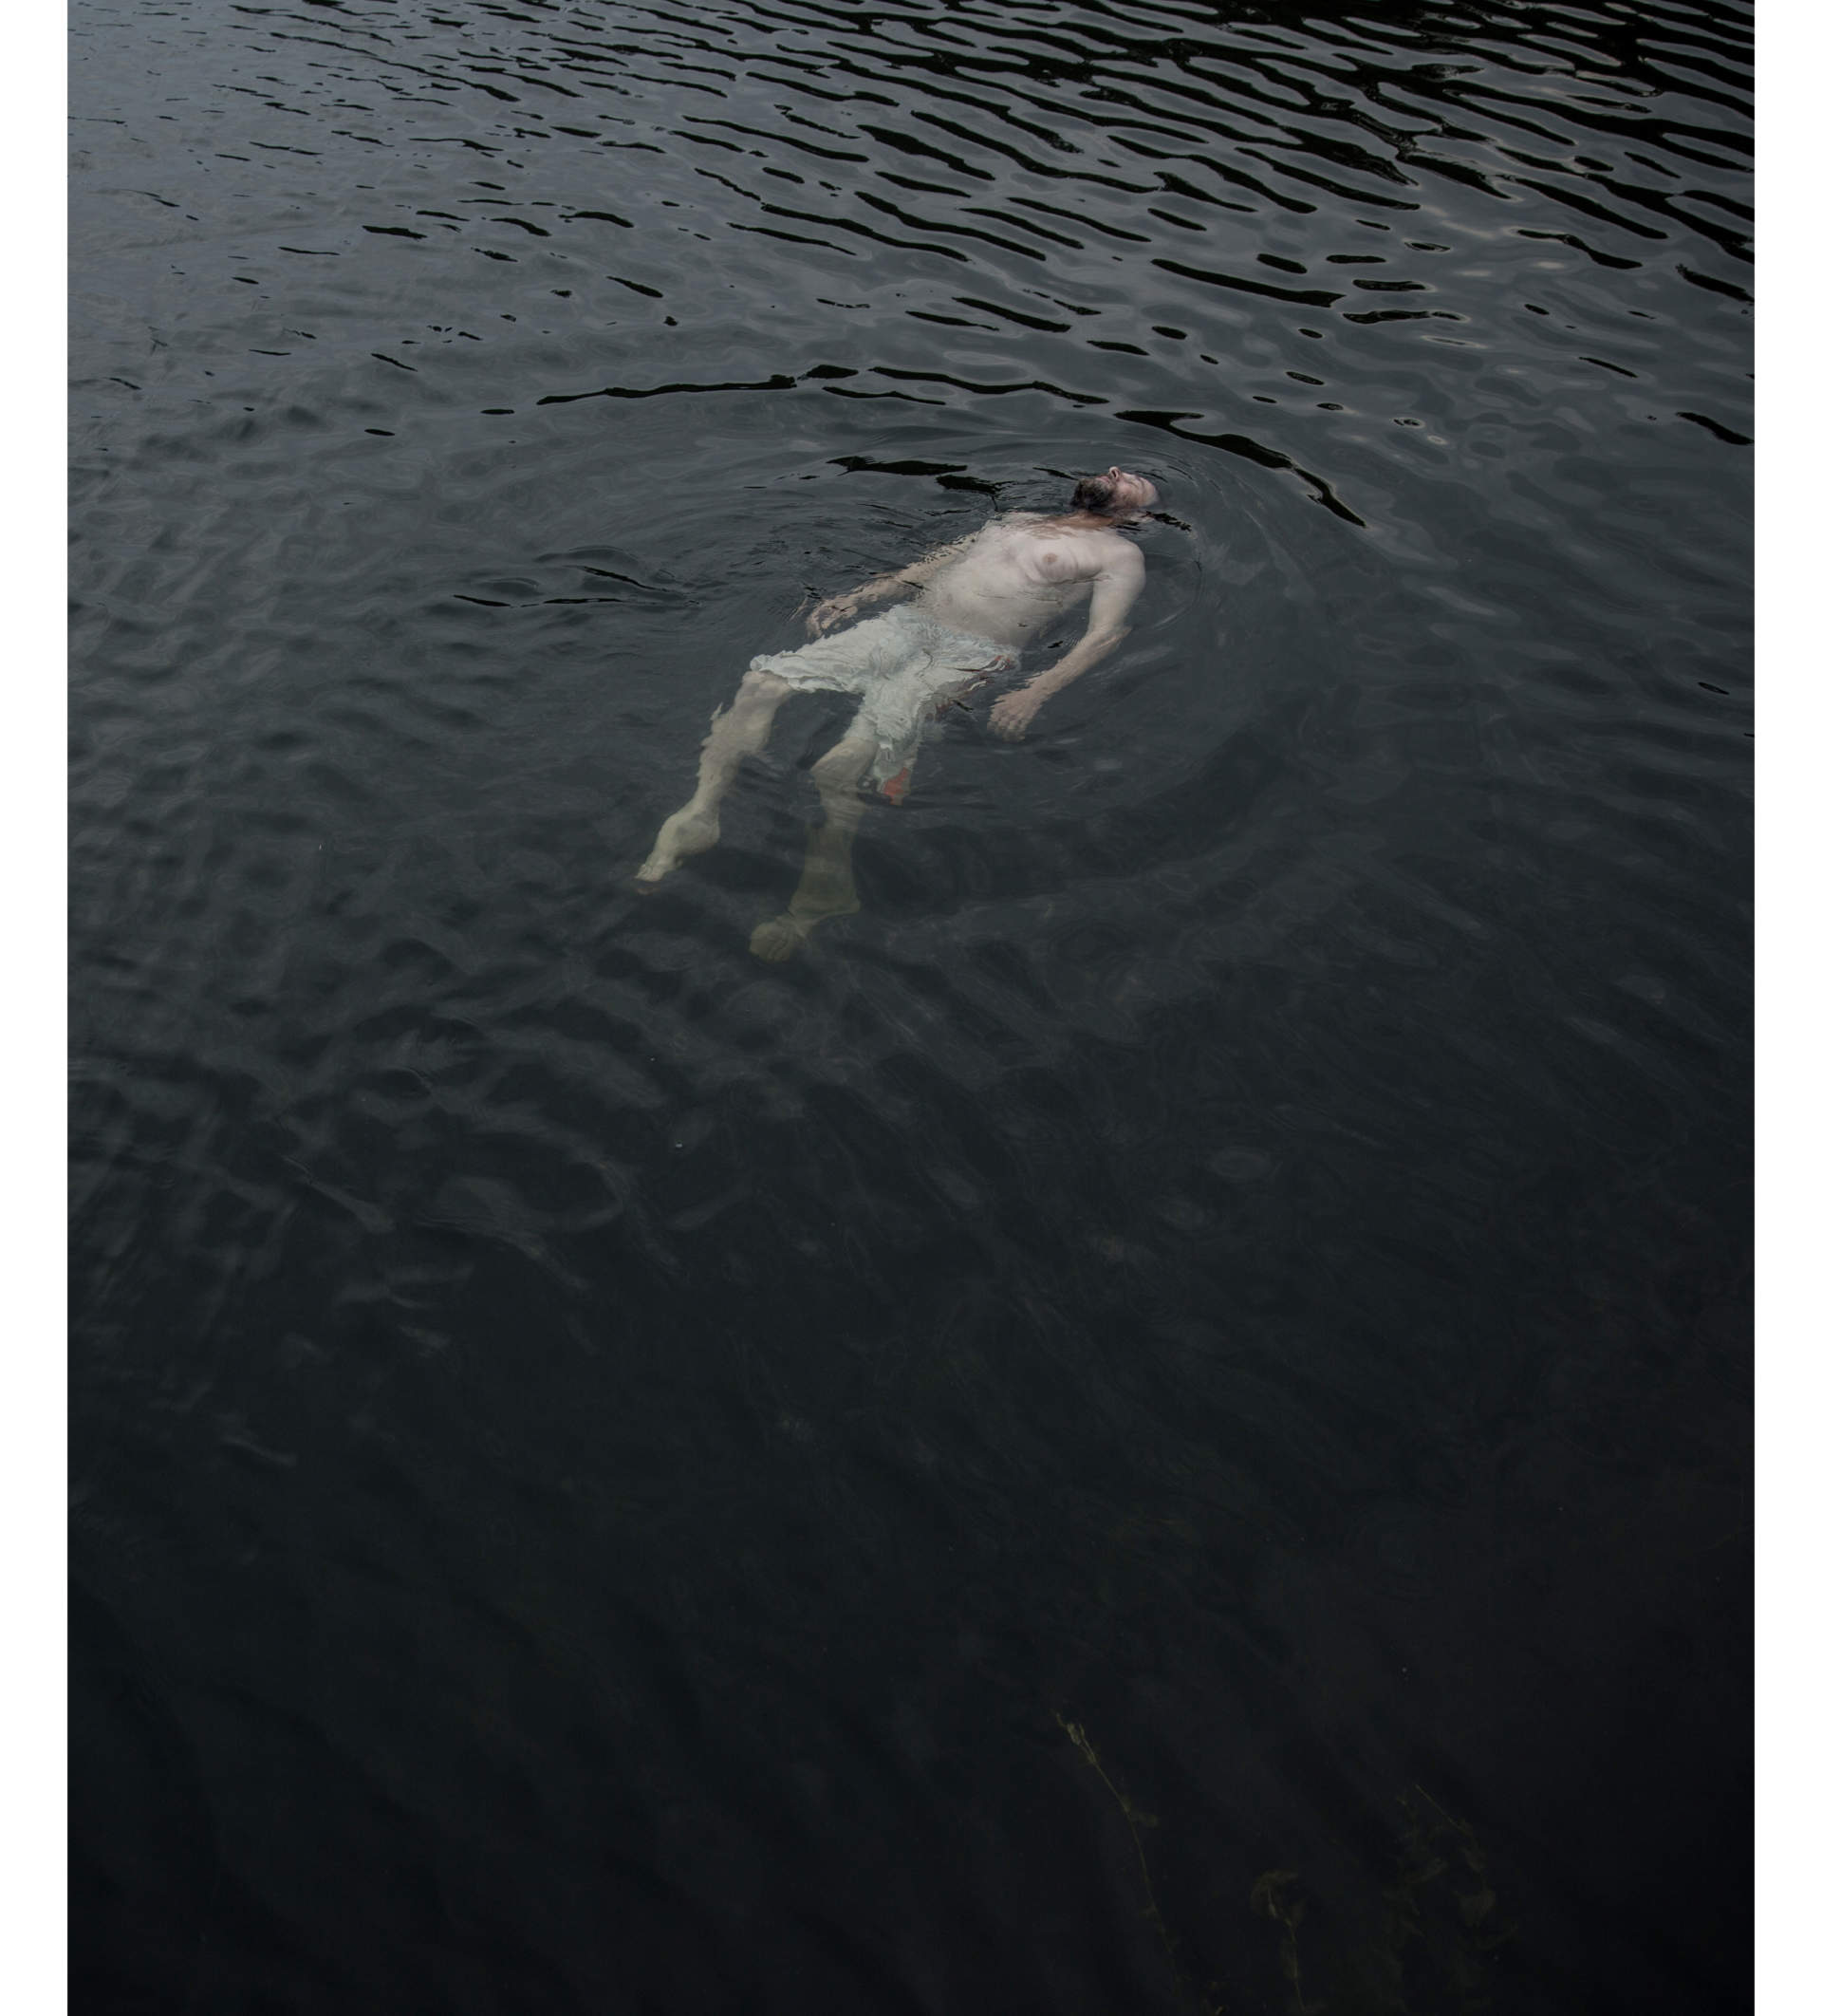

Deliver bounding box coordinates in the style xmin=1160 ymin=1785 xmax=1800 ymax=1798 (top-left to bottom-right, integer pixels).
xmin=636 ymin=669 xmax=792 ymax=886
xmin=749 ymin=732 xmax=876 ymax=962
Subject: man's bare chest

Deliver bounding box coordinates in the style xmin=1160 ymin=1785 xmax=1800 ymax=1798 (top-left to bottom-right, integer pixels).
xmin=959 ymin=524 xmax=1101 ymax=595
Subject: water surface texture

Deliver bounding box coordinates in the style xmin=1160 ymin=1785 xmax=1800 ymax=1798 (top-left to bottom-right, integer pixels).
xmin=70 ymin=3 xmax=1752 ymax=2011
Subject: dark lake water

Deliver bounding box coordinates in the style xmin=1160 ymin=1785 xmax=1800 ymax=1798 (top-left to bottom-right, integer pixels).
xmin=69 ymin=2 xmax=1752 ymax=2010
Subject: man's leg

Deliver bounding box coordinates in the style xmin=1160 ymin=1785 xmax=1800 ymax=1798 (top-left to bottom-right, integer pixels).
xmin=749 ymin=731 xmax=876 ymax=961
xmin=636 ymin=669 xmax=793 ymax=886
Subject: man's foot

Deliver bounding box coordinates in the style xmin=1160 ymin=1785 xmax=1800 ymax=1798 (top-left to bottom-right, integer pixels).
xmin=634 ymin=808 xmax=719 ymax=887
xmin=748 ymin=890 xmax=859 ymax=962
xmin=749 ymin=914 xmax=815 ymax=962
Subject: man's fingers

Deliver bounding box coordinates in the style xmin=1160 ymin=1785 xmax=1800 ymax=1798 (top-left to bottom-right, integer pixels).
xmin=990 ymin=691 xmax=1042 ymax=738
xmin=807 ymin=591 xmax=867 ymax=638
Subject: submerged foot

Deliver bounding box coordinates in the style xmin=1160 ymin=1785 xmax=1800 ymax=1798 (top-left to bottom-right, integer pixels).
xmin=749 ymin=914 xmax=815 ymax=962
xmin=748 ymin=891 xmax=860 ymax=963
xmin=635 ymin=808 xmax=719 ymax=887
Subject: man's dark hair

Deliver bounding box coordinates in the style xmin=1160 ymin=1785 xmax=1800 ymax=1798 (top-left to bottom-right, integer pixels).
xmin=1070 ymin=473 xmax=1122 ymax=514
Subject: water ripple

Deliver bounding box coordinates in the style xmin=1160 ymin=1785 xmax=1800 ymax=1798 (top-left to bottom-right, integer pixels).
xmin=73 ymin=1 xmax=1750 ymax=2008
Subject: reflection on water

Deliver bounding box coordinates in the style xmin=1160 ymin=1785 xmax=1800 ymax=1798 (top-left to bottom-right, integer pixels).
xmin=72 ymin=1 xmax=1750 ymax=2011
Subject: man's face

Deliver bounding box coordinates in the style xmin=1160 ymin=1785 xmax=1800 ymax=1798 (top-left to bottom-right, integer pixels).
xmin=1103 ymin=466 xmax=1160 ymax=512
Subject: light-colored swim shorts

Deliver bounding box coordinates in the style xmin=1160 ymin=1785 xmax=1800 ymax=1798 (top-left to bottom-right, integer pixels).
xmin=750 ymin=603 xmax=1019 ymax=802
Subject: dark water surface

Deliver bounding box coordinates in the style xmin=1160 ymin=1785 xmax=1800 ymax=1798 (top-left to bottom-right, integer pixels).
xmin=70 ymin=2 xmax=1752 ymax=2010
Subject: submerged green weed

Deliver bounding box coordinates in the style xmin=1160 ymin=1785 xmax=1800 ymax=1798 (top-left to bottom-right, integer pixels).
xmin=1055 ymin=1715 xmax=1515 ymax=2016
xmin=1054 ymin=1712 xmax=1224 ymax=2014
xmin=1251 ymin=1788 xmax=1515 ymax=2016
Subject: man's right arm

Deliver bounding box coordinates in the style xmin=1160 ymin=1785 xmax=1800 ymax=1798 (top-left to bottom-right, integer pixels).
xmin=806 ymin=532 xmax=976 ymax=637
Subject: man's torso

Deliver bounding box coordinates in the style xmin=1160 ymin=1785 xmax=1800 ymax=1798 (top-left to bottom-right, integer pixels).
xmin=915 ymin=513 xmax=1130 ymax=646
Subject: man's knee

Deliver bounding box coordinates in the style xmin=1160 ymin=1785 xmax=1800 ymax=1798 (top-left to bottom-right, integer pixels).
xmin=737 ymin=669 xmax=791 ymax=708
xmin=810 ymin=737 xmax=874 ymax=791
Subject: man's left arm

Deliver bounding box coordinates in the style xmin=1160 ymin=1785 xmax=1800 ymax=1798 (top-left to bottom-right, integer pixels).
xmin=989 ymin=544 xmax=1145 ymax=740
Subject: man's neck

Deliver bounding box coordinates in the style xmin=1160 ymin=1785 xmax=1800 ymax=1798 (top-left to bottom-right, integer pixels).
xmin=1043 ymin=510 xmax=1137 ymax=532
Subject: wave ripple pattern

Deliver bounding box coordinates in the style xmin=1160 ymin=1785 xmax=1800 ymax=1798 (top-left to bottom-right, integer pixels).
xmin=71 ymin=5 xmax=1750 ymax=2015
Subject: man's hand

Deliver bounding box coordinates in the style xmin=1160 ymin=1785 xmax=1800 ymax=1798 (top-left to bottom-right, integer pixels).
xmin=989 ymin=685 xmax=1047 ymax=739
xmin=806 ymin=589 xmax=867 ymax=637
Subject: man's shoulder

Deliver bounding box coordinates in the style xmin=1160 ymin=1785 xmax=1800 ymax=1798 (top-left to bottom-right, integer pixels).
xmin=1092 ymin=529 xmax=1145 ymax=574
